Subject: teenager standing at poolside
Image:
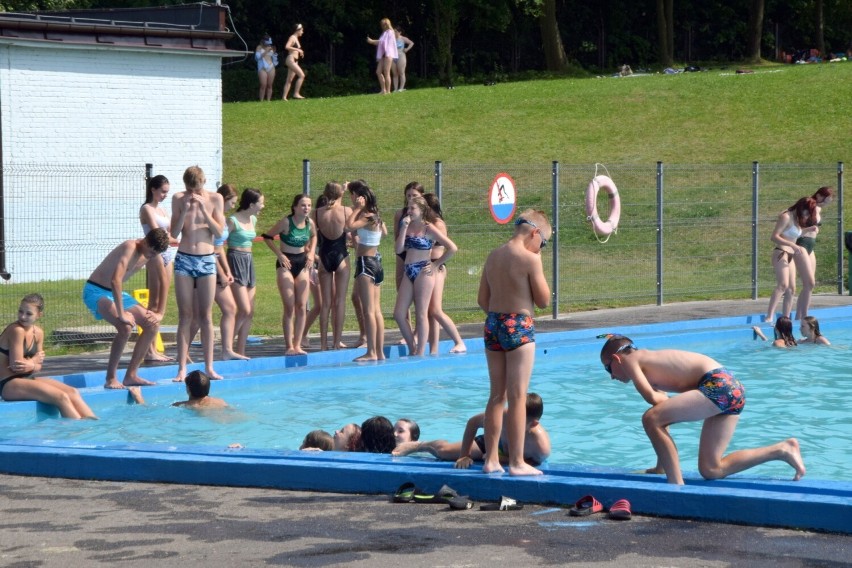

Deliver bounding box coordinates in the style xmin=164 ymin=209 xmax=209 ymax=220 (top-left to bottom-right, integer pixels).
xmin=477 ymin=210 xmax=551 ymax=476
xmin=139 ymin=174 xmax=178 ymax=362
xmin=424 ymin=193 xmax=466 ymax=355
xmin=228 ymin=188 xmax=264 ymax=357
xmin=794 ymin=186 xmax=833 ymax=321
xmin=346 ymin=180 xmax=387 ymax=361
xmin=1 ymin=294 xmax=96 ymax=419
xmin=263 ymin=194 xmax=316 ymax=356
xmin=315 ymin=182 xmax=352 ymax=350
xmin=171 ymin=166 xmax=225 ymax=382
xmin=394 ymin=195 xmax=457 ymax=356
xmin=366 ymin=18 xmax=398 ymax=94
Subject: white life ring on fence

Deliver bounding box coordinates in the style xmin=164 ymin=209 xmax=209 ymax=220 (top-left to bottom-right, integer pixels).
xmin=585 ymin=175 xmax=621 ymax=237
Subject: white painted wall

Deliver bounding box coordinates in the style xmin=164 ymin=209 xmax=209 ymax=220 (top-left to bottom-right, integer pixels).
xmin=0 ymin=43 xmax=224 ymax=282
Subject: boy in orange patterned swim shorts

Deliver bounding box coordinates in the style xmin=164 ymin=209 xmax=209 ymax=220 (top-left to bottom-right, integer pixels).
xmin=600 ymin=334 xmax=806 ymax=485
xmin=476 ymin=209 xmax=551 ymax=476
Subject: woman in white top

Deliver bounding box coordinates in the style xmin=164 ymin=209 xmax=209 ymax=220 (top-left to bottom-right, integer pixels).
xmin=255 ymin=34 xmax=276 ymax=101
xmin=282 ymin=24 xmax=306 ymax=100
xmin=346 ymin=180 xmax=387 ymax=361
xmin=367 ymin=18 xmax=398 ymax=95
xmin=764 ymin=197 xmax=817 ymax=323
xmin=139 ymin=175 xmax=178 ymax=362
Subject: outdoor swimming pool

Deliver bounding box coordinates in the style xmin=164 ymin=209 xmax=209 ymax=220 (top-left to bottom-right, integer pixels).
xmin=1 ymin=311 xmax=849 ymax=481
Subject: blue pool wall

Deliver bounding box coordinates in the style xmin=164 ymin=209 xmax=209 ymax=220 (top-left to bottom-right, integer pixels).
xmin=1 ymin=306 xmax=851 ymax=534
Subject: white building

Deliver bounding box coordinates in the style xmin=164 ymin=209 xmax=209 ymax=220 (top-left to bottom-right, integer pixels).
xmin=0 ymin=4 xmax=243 ymax=283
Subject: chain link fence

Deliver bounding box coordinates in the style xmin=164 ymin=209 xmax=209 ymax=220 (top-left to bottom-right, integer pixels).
xmin=0 ymin=161 xmax=845 ymax=348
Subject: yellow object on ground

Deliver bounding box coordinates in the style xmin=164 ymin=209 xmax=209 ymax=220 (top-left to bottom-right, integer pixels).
xmin=132 ymin=289 xmax=165 ymax=352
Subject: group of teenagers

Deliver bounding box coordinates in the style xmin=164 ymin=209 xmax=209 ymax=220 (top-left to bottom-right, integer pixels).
xmin=0 ymin=170 xmax=812 ymax=484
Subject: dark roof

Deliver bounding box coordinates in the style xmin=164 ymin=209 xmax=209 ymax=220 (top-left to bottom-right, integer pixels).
xmin=0 ymin=3 xmax=242 ymax=55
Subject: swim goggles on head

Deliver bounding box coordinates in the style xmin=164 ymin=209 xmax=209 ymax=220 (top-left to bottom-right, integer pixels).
xmin=603 ymin=342 xmax=636 ymax=375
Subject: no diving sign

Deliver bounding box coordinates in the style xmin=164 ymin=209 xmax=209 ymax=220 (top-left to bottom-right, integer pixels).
xmin=489 ymin=172 xmax=516 ymax=224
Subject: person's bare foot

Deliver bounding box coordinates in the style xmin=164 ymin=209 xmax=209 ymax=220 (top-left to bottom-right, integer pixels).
xmin=207 ymin=369 xmax=223 ymax=380
xmin=450 ymin=344 xmax=467 ymax=354
xmin=144 ymin=352 xmax=175 ymax=363
xmin=353 ymin=353 xmax=377 ymax=362
xmin=482 ymin=460 xmax=505 ymax=474
xmin=172 ymin=369 xmax=186 ymax=383
xmin=644 ymin=465 xmax=665 ymax=474
xmin=336 ymin=342 xmax=347 ymax=349
xmin=508 ymin=463 xmax=543 ymax=476
xmin=286 ymin=347 xmax=308 ymax=356
xmin=293 ymin=94 xmax=305 ymax=99
xmin=352 ymin=338 xmax=367 ymax=349
xmin=222 ymin=351 xmax=249 ymax=361
xmin=763 ymin=316 xmax=774 ymax=324
xmin=123 ymin=375 xmax=156 ymax=387
xmin=104 ymin=378 xmax=125 ymax=390
xmin=780 ymin=438 xmax=806 ymax=481
xmin=127 ymin=386 xmax=145 ymax=405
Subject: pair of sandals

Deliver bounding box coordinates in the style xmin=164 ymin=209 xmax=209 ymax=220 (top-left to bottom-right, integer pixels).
xmin=568 ymin=494 xmax=632 ymax=520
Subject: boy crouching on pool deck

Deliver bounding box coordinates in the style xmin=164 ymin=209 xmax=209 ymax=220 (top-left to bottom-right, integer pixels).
xmin=172 ymin=370 xmax=228 ymax=409
xmin=477 ymin=210 xmax=551 ymax=476
xmin=83 ymin=228 xmax=170 ymax=390
xmin=392 ymin=392 xmax=551 ymax=468
xmin=599 ymin=334 xmax=806 ymax=485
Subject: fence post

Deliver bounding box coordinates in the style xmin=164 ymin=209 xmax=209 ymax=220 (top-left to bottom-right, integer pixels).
xmin=145 ymin=163 xmax=153 ymax=181
xmin=434 ymin=161 xmax=443 ymax=205
xmin=837 ymin=161 xmax=845 ymax=294
xmin=752 ymin=161 xmax=759 ymax=300
xmin=551 ymin=161 xmax=559 ymax=319
xmin=302 ymin=159 xmax=310 ymax=196
xmin=656 ymin=161 xmax=664 ymax=306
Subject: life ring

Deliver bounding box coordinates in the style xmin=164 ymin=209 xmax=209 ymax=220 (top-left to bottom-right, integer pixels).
xmin=585 ymin=175 xmax=621 ymax=237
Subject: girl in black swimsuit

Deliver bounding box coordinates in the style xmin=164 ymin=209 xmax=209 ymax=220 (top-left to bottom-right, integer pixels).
xmin=314 ymin=182 xmax=352 ymax=350
xmin=0 ymin=294 xmax=96 ymax=419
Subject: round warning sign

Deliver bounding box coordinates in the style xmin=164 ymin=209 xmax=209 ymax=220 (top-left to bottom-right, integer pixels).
xmin=489 ymin=173 xmax=517 ymax=224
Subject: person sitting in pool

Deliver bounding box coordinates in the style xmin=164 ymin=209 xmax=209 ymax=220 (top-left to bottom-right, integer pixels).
xmin=172 ymin=370 xmax=228 ymax=409
xmin=599 ymin=334 xmax=806 ymax=485
xmin=360 ymin=415 xmax=396 ymax=453
xmin=332 ymin=423 xmax=362 ymax=451
xmin=752 ymin=316 xmax=798 ymax=348
xmin=393 ymin=418 xmax=420 ymax=445
xmin=0 ymin=293 xmax=97 ymax=419
xmin=798 ymin=316 xmax=830 ymax=345
xmin=84 ymin=228 xmax=170 ymax=390
xmin=392 ymin=393 xmax=551 ymax=468
xmin=300 ymin=429 xmax=334 ymax=451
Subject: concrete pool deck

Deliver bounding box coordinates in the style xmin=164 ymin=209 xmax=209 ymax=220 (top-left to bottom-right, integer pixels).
xmin=2 ymin=295 xmax=852 ymax=566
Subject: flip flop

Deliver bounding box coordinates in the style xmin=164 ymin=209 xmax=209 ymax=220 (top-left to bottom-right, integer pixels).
xmin=568 ymin=494 xmax=604 ymax=516
xmin=480 ymin=496 xmax=523 ymax=511
xmin=412 ymin=484 xmax=461 ymax=504
xmin=391 ymin=482 xmax=420 ymax=503
xmin=447 ymin=496 xmax=474 ymax=510
xmin=608 ymin=499 xmax=632 ymax=520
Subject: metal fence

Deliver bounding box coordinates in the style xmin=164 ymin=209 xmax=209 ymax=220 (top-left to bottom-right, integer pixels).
xmin=0 ymin=161 xmax=845 ymax=348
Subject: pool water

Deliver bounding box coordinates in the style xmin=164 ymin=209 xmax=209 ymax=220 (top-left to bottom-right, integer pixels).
xmin=2 ymin=324 xmax=849 ymax=481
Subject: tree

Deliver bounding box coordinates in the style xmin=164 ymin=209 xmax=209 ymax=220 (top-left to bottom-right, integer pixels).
xmin=431 ymin=0 xmax=459 ymax=85
xmin=656 ymin=0 xmax=673 ymax=66
xmin=517 ymin=0 xmax=568 ymax=71
xmin=814 ymin=0 xmax=824 ymax=56
xmin=745 ymin=0 xmax=765 ymax=62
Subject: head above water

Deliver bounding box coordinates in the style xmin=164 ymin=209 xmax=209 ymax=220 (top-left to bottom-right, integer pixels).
xmin=185 ymin=370 xmax=211 ymax=399
xmin=360 ymin=415 xmax=396 ymax=454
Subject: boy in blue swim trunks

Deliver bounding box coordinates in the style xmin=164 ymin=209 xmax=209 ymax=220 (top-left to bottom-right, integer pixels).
xmin=84 ymin=229 xmax=170 ymax=390
xmin=477 ymin=209 xmax=551 ymax=476
xmin=600 ymin=335 xmax=806 ymax=485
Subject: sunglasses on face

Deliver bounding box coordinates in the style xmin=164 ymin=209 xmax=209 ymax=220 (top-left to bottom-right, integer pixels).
xmin=515 ymin=218 xmax=547 ymax=249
